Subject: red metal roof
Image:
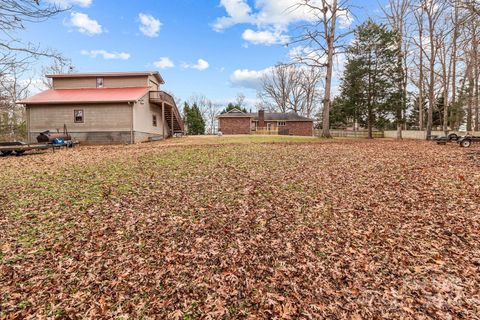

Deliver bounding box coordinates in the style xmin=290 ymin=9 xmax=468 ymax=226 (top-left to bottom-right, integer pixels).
xmin=18 ymin=87 xmax=151 ymax=105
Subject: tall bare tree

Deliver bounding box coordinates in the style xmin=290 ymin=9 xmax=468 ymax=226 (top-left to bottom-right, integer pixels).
xmin=422 ymin=0 xmax=446 ymax=139
xmin=291 ymin=0 xmax=352 ymax=138
xmin=382 ymin=0 xmax=411 ymax=139
xmin=260 ymin=64 xmax=295 ymax=113
xmin=260 ymin=63 xmax=322 ymax=117
xmin=41 ymin=57 xmax=76 ymax=89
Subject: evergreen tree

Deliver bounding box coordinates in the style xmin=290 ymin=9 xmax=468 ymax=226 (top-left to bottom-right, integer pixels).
xmin=337 ymin=20 xmax=403 ymax=138
xmin=184 ymin=103 xmax=205 ymax=135
xmin=222 ymin=103 xmax=247 ymax=114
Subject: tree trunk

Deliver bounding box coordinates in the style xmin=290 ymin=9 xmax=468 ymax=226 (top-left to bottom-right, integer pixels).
xmin=322 ymin=45 xmax=334 ymax=138
xmin=474 ymin=28 xmax=479 ymax=131
xmin=321 ymin=0 xmax=338 ymax=139
xmin=418 ymin=21 xmax=425 ymax=131
xmin=467 ymin=65 xmax=474 ymax=132
xmin=450 ymin=4 xmax=459 ymax=131
xmin=426 ymin=15 xmax=435 ymax=140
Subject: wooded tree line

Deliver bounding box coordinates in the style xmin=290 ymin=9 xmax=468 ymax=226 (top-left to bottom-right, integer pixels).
xmin=286 ymin=0 xmax=479 ymax=138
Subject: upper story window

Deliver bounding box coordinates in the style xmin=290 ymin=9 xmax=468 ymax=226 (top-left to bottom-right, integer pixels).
xmin=74 ymin=109 xmax=84 ymax=123
xmin=278 ymin=121 xmax=286 ymax=126
xmin=96 ymin=77 xmax=104 ymax=88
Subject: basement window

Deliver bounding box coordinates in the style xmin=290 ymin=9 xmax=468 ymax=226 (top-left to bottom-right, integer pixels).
xmin=152 ymin=115 xmax=157 ymax=127
xmin=74 ymin=109 xmax=84 ymax=123
xmin=96 ymin=77 xmax=104 ymax=88
xmin=278 ymin=121 xmax=286 ymax=126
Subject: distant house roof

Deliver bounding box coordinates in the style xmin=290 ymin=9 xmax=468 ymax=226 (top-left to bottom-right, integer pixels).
xmin=218 ymin=108 xmax=313 ymax=122
xmin=18 ymin=87 xmax=150 ymax=105
xmin=46 ymin=71 xmax=165 ymax=84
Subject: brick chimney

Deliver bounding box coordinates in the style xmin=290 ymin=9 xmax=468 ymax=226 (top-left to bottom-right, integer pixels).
xmin=258 ymin=109 xmax=265 ymax=128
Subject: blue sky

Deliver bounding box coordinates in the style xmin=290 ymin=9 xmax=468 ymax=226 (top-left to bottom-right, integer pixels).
xmin=20 ymin=0 xmax=386 ymax=107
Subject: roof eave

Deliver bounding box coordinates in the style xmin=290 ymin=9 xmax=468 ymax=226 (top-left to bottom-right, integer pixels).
xmin=19 ymin=100 xmax=137 ymax=105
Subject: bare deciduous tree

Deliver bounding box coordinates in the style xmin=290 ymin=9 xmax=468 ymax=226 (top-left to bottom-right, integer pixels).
xmin=382 ymin=0 xmax=410 ymax=139
xmin=291 ymin=0 xmax=352 ymax=138
xmin=41 ymin=57 xmax=76 ymax=89
xmin=259 ymin=63 xmax=322 ymax=117
xmin=0 ymin=0 xmax=67 ymax=72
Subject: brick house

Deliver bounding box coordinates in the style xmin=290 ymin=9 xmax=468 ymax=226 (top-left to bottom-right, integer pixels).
xmin=218 ymin=109 xmax=314 ymax=136
xmin=18 ymin=72 xmax=184 ymax=144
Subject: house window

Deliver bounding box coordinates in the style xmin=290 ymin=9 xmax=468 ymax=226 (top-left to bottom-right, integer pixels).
xmin=152 ymin=115 xmax=157 ymax=127
xmin=96 ymin=77 xmax=104 ymax=88
xmin=74 ymin=109 xmax=84 ymax=123
xmin=278 ymin=121 xmax=286 ymax=126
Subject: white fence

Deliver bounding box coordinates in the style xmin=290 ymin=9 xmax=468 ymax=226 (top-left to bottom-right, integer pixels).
xmin=320 ymin=130 xmax=384 ymax=138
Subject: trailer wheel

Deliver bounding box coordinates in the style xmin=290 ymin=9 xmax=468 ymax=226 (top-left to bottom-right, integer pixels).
xmin=1 ymin=151 xmax=13 ymax=156
xmin=14 ymin=150 xmax=25 ymax=156
xmin=460 ymin=139 xmax=472 ymax=148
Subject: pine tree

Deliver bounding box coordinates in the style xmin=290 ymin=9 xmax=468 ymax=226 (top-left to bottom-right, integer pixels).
xmin=184 ymin=103 xmax=205 ymax=135
xmin=222 ymin=103 xmax=247 ymax=114
xmin=338 ymin=20 xmax=403 ymax=138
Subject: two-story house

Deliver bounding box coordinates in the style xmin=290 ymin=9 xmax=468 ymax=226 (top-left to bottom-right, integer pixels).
xmin=18 ymin=72 xmax=184 ymax=144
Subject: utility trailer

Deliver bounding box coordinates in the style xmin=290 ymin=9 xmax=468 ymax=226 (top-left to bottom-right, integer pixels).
xmin=1 ymin=142 xmax=50 ymax=156
xmin=434 ymin=133 xmax=479 ymax=148
xmin=457 ymin=135 xmax=480 ymax=148
xmin=1 ymin=127 xmax=77 ymax=157
xmin=0 ymin=141 xmax=76 ymax=156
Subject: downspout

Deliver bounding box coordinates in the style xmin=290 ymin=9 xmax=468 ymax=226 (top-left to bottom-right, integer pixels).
xmin=25 ymin=105 xmax=30 ymax=142
xmin=129 ymin=101 xmax=134 ymax=144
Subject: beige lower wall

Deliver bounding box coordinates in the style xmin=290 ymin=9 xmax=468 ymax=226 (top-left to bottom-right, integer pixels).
xmin=27 ymin=101 xmax=174 ymax=144
xmin=29 ymin=103 xmax=132 ymax=131
xmin=28 ymin=103 xmax=133 ymax=143
xmin=133 ymin=97 xmax=170 ymax=138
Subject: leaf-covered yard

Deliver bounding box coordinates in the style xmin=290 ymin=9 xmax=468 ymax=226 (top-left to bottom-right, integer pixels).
xmin=1 ymin=136 xmax=479 ymax=319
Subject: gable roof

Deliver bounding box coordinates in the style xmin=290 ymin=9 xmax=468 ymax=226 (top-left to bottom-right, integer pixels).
xmin=18 ymin=87 xmax=151 ymax=105
xmin=47 ymin=71 xmax=165 ymax=84
xmin=257 ymin=112 xmax=313 ymax=121
xmin=218 ymin=110 xmax=313 ymax=122
xmin=218 ymin=108 xmax=254 ymax=118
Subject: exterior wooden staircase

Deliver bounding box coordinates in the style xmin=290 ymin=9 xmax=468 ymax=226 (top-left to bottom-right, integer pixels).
xmin=149 ymin=91 xmax=184 ymax=136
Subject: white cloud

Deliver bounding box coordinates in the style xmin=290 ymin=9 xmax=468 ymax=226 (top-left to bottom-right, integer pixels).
xmin=213 ymin=0 xmax=353 ymax=46
xmin=138 ymin=13 xmax=162 ymax=37
xmin=215 ymin=0 xmax=352 ymax=30
xmin=81 ymin=49 xmax=130 ymax=60
xmin=69 ymin=12 xmax=103 ymax=35
xmin=47 ymin=0 xmax=92 ymax=8
xmin=184 ymin=59 xmax=210 ymax=71
xmin=154 ymin=57 xmax=175 ymax=69
xmin=230 ymin=67 xmax=272 ymax=90
xmin=213 ymin=0 xmax=254 ymax=31
xmin=242 ymin=29 xmax=288 ymax=45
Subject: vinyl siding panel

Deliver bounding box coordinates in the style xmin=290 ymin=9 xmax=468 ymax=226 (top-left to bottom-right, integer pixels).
xmin=53 ymin=76 xmax=149 ymax=89
xmin=133 ymin=95 xmax=170 ymax=142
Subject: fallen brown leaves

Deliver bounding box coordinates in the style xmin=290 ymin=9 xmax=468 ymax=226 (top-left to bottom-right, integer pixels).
xmin=0 ymin=137 xmax=479 ymax=319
